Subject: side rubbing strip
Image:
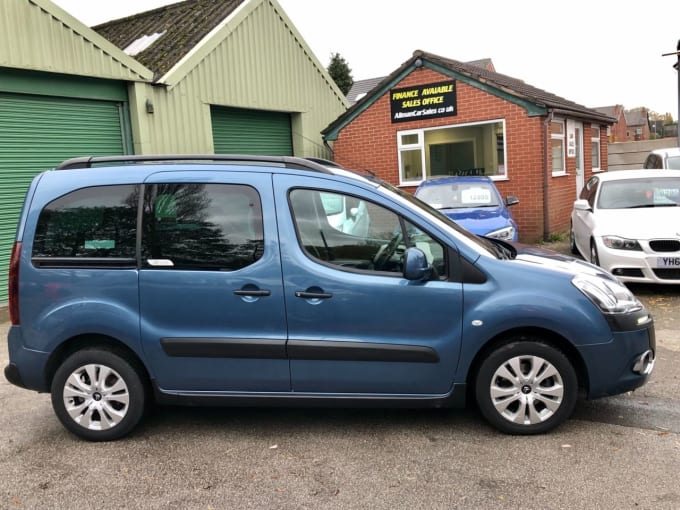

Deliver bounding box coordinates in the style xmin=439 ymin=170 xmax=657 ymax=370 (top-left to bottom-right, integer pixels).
xmin=161 ymin=338 xmax=286 ymax=359
xmin=287 ymin=340 xmax=439 ymax=363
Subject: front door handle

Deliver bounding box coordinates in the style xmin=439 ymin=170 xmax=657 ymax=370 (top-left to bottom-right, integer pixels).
xmin=295 ymin=291 xmax=333 ymax=299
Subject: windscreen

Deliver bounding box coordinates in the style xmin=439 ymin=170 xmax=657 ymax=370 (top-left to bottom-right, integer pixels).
xmin=597 ymin=177 xmax=680 ymax=209
xmin=416 ymin=182 xmax=501 ymax=209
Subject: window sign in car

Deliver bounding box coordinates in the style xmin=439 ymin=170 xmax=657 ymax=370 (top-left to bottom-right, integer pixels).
xmin=461 ymin=187 xmax=493 ymax=205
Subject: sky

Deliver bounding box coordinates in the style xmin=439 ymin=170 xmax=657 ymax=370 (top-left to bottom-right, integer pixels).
xmin=51 ymin=0 xmax=680 ymax=118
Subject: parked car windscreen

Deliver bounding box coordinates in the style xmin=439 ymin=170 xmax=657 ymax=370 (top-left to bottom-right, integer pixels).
xmin=378 ymin=181 xmax=502 ymax=258
xmin=667 ymin=156 xmax=680 ymax=170
xmin=597 ymin=177 xmax=680 ymax=209
xmin=415 ymin=181 xmax=501 ymax=209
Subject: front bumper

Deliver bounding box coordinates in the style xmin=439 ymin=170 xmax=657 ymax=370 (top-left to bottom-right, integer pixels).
xmin=597 ymin=239 xmax=680 ymax=284
xmin=579 ymin=321 xmax=656 ymax=399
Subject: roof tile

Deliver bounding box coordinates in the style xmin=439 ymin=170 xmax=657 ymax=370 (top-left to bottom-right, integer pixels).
xmin=94 ymin=0 xmax=245 ymax=79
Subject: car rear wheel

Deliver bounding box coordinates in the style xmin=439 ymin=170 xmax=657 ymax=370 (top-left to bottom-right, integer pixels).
xmin=51 ymin=348 xmax=146 ymax=441
xmin=475 ymin=340 xmax=578 ymax=435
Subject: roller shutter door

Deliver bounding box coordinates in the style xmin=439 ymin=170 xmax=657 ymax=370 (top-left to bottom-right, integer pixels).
xmin=211 ymin=106 xmax=292 ymax=156
xmin=0 ymin=93 xmax=128 ymax=303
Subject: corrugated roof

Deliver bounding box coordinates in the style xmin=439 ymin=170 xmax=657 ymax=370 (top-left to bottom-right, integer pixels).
xmin=94 ymin=0 xmax=245 ymax=80
xmin=323 ymin=50 xmax=615 ymax=139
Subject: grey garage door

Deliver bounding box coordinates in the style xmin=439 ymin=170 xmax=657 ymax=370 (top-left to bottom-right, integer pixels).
xmin=211 ymin=106 xmax=292 ymax=156
xmin=0 ymin=92 xmax=129 ymax=304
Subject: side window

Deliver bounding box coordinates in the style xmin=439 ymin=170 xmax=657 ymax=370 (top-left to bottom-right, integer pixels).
xmin=33 ymin=185 xmax=138 ymax=260
xmin=289 ymin=188 xmax=446 ymax=277
xmin=142 ymin=183 xmax=264 ymax=271
xmin=580 ymin=176 xmax=599 ymax=200
xmin=586 ymin=180 xmax=599 ymax=208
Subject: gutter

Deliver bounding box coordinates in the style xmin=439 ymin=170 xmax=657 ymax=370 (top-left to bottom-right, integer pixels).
xmin=543 ymin=110 xmax=554 ymax=241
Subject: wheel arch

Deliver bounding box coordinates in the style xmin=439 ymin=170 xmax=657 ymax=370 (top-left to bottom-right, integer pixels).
xmin=466 ymin=327 xmax=589 ymax=398
xmin=44 ymin=334 xmax=152 ymax=395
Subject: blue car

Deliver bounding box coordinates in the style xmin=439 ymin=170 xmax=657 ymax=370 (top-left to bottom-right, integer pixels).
xmin=415 ymin=176 xmax=519 ymax=240
xmin=5 ymin=155 xmax=654 ymax=441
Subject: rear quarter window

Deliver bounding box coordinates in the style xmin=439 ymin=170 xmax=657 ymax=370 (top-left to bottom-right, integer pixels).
xmin=32 ymin=185 xmax=138 ymax=259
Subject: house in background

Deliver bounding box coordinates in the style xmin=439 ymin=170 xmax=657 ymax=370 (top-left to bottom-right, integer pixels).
xmin=595 ymin=105 xmax=654 ymax=142
xmin=594 ymin=105 xmax=626 ymax=142
xmin=624 ymin=108 xmax=651 ymax=141
xmin=324 ymin=50 xmax=615 ymax=242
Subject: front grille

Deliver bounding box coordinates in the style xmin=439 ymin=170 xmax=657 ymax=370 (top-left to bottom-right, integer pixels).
xmin=652 ymin=268 xmax=680 ymax=280
xmin=649 ymin=239 xmax=680 ymax=252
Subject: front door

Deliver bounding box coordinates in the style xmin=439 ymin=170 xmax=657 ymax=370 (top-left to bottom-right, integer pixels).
xmin=274 ymin=174 xmax=463 ymax=396
xmin=575 ymin=123 xmax=585 ymax=196
xmin=138 ymin=172 xmax=290 ymax=392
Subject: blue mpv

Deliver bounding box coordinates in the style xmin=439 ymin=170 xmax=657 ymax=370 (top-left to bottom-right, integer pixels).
xmin=5 ymin=155 xmax=655 ymax=441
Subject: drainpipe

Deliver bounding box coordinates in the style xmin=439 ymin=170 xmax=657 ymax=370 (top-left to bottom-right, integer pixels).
xmin=323 ymin=138 xmax=335 ymax=161
xmin=542 ymin=110 xmax=554 ymax=242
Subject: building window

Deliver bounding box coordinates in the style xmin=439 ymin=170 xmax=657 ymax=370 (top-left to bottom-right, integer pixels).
xmin=551 ymin=120 xmax=566 ymax=175
xmin=591 ymin=126 xmax=601 ymax=171
xmin=397 ymin=120 xmax=506 ymax=185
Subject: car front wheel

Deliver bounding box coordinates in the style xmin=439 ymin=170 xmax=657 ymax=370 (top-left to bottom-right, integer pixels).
xmin=51 ymin=348 xmax=146 ymax=441
xmin=590 ymin=241 xmax=600 ymax=266
xmin=569 ymin=222 xmax=579 ymax=255
xmin=475 ymin=340 xmax=577 ymax=435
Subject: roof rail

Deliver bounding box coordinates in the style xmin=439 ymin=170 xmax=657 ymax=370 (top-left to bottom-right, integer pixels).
xmin=55 ymin=154 xmax=332 ymax=173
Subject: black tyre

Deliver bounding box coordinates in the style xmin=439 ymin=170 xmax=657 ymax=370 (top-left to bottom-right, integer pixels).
xmin=569 ymin=223 xmax=579 ymax=255
xmin=590 ymin=241 xmax=600 ymax=266
xmin=475 ymin=340 xmax=577 ymax=435
xmin=51 ymin=348 xmax=146 ymax=441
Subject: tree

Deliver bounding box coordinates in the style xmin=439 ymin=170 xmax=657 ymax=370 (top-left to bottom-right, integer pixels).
xmin=327 ymin=53 xmax=353 ymax=95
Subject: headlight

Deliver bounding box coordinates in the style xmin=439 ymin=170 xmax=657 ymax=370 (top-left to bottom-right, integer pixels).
xmin=602 ymin=235 xmax=642 ymax=251
xmin=486 ymin=226 xmax=515 ymax=240
xmin=572 ymin=274 xmax=642 ymax=314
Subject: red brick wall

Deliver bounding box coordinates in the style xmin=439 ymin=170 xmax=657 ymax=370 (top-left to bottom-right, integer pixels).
xmin=332 ymin=68 xmax=589 ymax=242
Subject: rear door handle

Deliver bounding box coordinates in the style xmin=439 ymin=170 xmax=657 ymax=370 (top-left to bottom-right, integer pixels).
xmin=295 ymin=291 xmax=333 ymax=299
xmin=233 ymin=289 xmax=271 ymax=297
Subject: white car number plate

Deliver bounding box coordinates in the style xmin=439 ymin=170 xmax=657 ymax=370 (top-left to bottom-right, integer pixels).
xmin=656 ymin=256 xmax=680 ymax=268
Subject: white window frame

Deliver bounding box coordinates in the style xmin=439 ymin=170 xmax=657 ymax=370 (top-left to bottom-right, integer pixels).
xmin=397 ymin=130 xmax=425 ymax=185
xmin=591 ymin=126 xmax=601 ymax=172
xmin=397 ymin=119 xmax=507 ymax=186
xmin=551 ymin=119 xmax=566 ymax=176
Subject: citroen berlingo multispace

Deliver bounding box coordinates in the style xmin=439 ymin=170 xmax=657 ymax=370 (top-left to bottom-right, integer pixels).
xmin=5 ymin=155 xmax=655 ymax=441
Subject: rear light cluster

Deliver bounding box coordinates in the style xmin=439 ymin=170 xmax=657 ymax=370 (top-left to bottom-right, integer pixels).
xmin=9 ymin=241 xmax=21 ymax=325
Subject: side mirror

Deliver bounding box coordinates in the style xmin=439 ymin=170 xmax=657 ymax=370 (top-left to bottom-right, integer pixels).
xmin=403 ymin=247 xmax=433 ymax=281
xmin=573 ymin=199 xmax=591 ymax=211
xmin=505 ymin=195 xmax=519 ymax=207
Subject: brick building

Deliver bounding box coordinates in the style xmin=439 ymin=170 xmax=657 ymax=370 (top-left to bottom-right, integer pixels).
xmin=323 ymin=50 xmax=615 ymax=242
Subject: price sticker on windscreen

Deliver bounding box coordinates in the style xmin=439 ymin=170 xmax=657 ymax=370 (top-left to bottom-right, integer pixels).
xmin=461 ymin=188 xmax=492 ymax=204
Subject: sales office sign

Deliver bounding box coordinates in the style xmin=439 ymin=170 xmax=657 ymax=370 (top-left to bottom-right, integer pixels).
xmin=390 ymin=80 xmax=457 ymax=123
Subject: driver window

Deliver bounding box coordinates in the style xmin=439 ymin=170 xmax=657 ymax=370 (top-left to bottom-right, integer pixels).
xmin=290 ymin=189 xmax=403 ymax=274
xmin=289 ymin=189 xmax=446 ymax=277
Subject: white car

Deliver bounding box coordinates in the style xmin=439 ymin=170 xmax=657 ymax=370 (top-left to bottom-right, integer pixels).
xmin=643 ymin=147 xmax=680 ymax=170
xmin=570 ymin=169 xmax=680 ymax=284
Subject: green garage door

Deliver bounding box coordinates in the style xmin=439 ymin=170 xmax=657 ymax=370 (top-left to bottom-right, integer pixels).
xmin=0 ymin=93 xmax=129 ymax=304
xmin=211 ymin=106 xmax=292 ymax=156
